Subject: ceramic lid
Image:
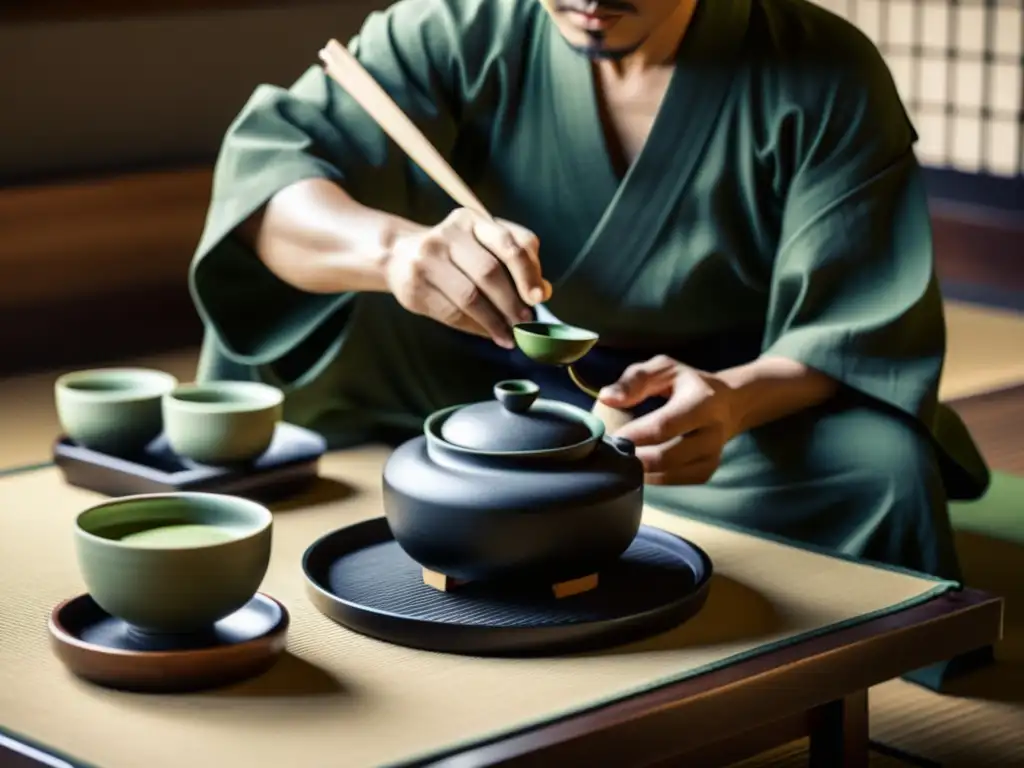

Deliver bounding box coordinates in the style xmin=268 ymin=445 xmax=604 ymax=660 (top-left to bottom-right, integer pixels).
xmin=439 ymin=380 xmax=592 ymax=453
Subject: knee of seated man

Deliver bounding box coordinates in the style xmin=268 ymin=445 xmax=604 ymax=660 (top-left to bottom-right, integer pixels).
xmin=815 ymin=405 xmax=938 ymax=500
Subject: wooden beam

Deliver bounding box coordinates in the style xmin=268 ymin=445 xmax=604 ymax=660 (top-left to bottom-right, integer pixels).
xmin=931 ymin=201 xmax=1024 ymax=293
xmin=0 ymin=167 xmax=211 ymax=373
xmin=0 ymin=167 xmax=212 ymax=308
xmin=1 ymin=0 xmax=340 ymax=25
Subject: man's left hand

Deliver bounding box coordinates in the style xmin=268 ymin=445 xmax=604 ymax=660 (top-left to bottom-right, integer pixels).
xmin=597 ymin=355 xmax=739 ymax=485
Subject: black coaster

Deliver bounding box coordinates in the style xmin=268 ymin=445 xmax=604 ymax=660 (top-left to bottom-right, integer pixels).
xmin=303 ymin=518 xmax=713 ymax=656
xmin=53 ymin=422 xmax=327 ymax=500
xmin=49 ymin=593 xmax=290 ymax=693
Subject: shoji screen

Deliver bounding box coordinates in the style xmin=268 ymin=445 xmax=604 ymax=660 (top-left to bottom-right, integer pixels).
xmin=814 ymin=0 xmax=1024 ymax=177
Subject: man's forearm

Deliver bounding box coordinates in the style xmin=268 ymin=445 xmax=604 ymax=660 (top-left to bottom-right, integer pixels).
xmin=717 ymin=355 xmax=841 ymax=436
xmin=238 ymin=177 xmax=426 ymax=295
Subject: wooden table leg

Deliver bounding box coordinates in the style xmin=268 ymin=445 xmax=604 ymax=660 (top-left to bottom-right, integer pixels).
xmin=808 ymin=689 xmax=869 ymax=768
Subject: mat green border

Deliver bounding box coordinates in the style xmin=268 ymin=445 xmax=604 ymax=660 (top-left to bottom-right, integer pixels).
xmin=0 ymin=460 xmax=53 ymax=479
xmin=0 ymin=463 xmax=959 ymax=768
xmin=0 ymin=728 xmax=93 ymax=768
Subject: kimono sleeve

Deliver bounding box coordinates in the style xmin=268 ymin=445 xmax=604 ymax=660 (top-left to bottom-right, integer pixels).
xmin=188 ymin=0 xmax=510 ymax=385
xmin=761 ymin=44 xmax=947 ymax=427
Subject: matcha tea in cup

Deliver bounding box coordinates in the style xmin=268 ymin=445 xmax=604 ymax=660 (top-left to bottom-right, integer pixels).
xmin=74 ymin=492 xmax=273 ymax=634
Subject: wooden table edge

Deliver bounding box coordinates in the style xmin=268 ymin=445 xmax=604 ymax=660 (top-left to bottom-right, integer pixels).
xmin=0 ymin=589 xmax=1002 ymax=768
xmin=423 ymin=587 xmax=1003 ymax=767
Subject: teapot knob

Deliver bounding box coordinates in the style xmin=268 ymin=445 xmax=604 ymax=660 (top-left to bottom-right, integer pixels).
xmin=493 ymin=379 xmax=540 ymax=414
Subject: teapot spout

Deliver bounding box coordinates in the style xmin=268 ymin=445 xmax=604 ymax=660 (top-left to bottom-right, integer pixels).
xmin=591 ymin=400 xmax=634 ymax=434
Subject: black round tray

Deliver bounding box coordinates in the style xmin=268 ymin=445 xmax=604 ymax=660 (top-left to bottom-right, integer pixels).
xmin=302 ymin=517 xmax=713 ymax=656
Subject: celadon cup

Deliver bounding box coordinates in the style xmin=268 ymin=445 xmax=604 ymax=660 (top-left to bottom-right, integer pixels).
xmin=162 ymin=381 xmax=284 ymax=465
xmin=74 ymin=493 xmax=273 ymax=634
xmin=54 ymin=368 xmax=178 ymax=456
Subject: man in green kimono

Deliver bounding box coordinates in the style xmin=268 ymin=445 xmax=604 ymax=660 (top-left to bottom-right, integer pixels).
xmin=190 ymin=0 xmax=990 ymax=588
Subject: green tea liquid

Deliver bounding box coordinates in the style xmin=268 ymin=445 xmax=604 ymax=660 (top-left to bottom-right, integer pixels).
xmin=119 ymin=524 xmax=236 ymax=547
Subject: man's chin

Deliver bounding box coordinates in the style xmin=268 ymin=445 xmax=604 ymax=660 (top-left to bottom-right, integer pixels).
xmin=563 ymin=35 xmax=644 ymax=60
xmin=567 ymin=43 xmax=635 ymax=60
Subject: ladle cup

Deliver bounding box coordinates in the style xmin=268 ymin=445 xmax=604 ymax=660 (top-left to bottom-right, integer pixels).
xmin=512 ymin=322 xmax=635 ymax=433
xmin=512 ymin=322 xmax=601 ymax=397
xmin=512 ymin=321 xmax=630 ymax=434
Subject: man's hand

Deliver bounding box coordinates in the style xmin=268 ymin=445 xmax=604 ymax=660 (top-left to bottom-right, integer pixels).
xmin=386 ymin=208 xmax=553 ymax=349
xmin=597 ymin=356 xmax=739 ymax=485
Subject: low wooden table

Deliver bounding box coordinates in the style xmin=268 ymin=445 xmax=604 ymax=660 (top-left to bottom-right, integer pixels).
xmin=431 ymin=588 xmax=1001 ymax=767
xmin=0 ymin=588 xmax=1001 ymax=768
xmin=0 ymin=449 xmax=1005 ymax=768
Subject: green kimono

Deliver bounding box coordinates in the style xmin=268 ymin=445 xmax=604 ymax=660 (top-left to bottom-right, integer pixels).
xmin=189 ymin=0 xmax=989 ymax=581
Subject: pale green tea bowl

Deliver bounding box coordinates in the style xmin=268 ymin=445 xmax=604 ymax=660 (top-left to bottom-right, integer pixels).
xmin=162 ymin=381 xmax=284 ymax=465
xmin=74 ymin=493 xmax=273 ymax=634
xmin=55 ymin=368 xmax=178 ymax=456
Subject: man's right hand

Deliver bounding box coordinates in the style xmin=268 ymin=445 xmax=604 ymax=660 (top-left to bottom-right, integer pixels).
xmin=384 ymin=208 xmax=552 ymax=349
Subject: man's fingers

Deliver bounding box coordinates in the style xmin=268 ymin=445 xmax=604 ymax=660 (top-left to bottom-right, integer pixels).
xmin=448 ymin=230 xmax=531 ymax=328
xmin=499 ymin=219 xmax=552 ymax=302
xmin=599 ymin=355 xmax=677 ymax=409
xmin=426 ymin=258 xmax=514 ymax=348
xmin=639 ymin=429 xmax=723 ymax=485
xmin=420 ymin=291 xmax=492 ymax=340
xmin=474 ymin=218 xmax=547 ymax=306
xmin=614 ymin=390 xmax=710 ymax=445
xmin=633 ymin=427 xmax=722 ymax=474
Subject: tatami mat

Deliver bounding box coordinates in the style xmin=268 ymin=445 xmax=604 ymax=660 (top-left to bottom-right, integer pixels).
xmin=939 ymin=301 xmax=1024 ymax=402
xmin=0 ymin=298 xmax=1022 ymax=767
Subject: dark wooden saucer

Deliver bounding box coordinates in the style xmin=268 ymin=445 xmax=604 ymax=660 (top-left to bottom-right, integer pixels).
xmin=49 ymin=592 xmax=289 ymax=693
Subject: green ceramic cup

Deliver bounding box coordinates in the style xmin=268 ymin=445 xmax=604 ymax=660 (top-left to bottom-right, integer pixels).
xmin=162 ymin=381 xmax=284 ymax=465
xmin=54 ymin=368 xmax=178 ymax=456
xmin=74 ymin=492 xmax=273 ymax=634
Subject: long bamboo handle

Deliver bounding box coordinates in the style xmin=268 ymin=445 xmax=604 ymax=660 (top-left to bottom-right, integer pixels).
xmin=318 ymin=39 xmax=493 ymax=220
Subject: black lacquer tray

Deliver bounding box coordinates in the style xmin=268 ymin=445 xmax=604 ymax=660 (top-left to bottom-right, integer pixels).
xmin=53 ymin=423 xmax=327 ymax=500
xmin=303 ymin=517 xmax=713 ymax=656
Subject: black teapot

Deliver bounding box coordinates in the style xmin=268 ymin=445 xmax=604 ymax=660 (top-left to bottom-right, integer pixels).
xmin=382 ymin=379 xmax=644 ymax=587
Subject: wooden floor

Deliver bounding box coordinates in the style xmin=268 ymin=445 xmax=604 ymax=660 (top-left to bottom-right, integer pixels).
xmin=948 ymin=385 xmax=1024 ymax=475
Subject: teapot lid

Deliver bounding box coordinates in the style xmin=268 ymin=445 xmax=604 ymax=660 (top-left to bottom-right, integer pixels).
xmin=439 ymin=380 xmax=593 ymax=453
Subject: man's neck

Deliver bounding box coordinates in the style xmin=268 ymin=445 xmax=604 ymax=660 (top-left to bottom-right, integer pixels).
xmin=596 ymin=0 xmax=698 ymax=81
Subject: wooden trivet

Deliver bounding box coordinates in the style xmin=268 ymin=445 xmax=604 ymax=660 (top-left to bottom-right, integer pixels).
xmin=422 ymin=568 xmax=599 ymax=598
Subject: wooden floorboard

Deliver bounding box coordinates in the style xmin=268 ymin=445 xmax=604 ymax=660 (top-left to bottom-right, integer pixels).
xmin=948 ymin=384 xmax=1024 ymax=475
xmin=1 ymin=0 xmax=339 ymax=24
xmin=931 ymin=206 xmax=1024 ymax=293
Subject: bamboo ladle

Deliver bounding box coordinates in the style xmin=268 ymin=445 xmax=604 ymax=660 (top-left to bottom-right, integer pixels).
xmin=317 ymin=40 xmax=632 ymax=427
xmin=319 ymin=39 xmax=492 ymax=220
